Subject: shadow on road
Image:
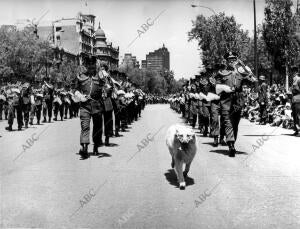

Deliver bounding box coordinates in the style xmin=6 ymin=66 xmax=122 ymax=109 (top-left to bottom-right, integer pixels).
xmin=97 ymin=152 xmax=112 ymax=158
xmin=164 ymin=169 xmax=195 ymax=189
xmin=202 ymin=142 xmax=216 ymax=147
xmin=112 ymin=134 xmax=124 ymax=138
xmin=210 ymin=149 xmax=248 ymax=156
xmin=104 ymin=143 xmax=119 ymax=147
xmin=77 ymin=152 xmax=112 ymax=160
xmin=243 ymin=134 xmax=278 ymax=137
xmin=281 ymin=133 xmax=299 ymax=137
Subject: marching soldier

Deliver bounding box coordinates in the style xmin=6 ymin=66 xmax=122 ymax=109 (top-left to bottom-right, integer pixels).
xmin=53 ymin=89 xmax=64 ymax=121
xmin=114 ymin=90 xmax=126 ymax=136
xmin=74 ymin=58 xmax=105 ymax=158
xmin=63 ymin=91 xmax=71 ymax=119
xmin=21 ymin=83 xmax=31 ymax=128
xmin=99 ymin=63 xmax=114 ymax=146
xmin=0 ymin=89 xmax=6 ymax=120
xmin=198 ymin=74 xmax=210 ymax=136
xmin=42 ymin=80 xmax=54 ymax=123
xmin=189 ymin=82 xmax=198 ymax=128
xmin=5 ymin=85 xmax=23 ymax=131
xmin=291 ymin=66 xmax=300 ymax=136
xmin=29 ymin=90 xmax=43 ymax=125
xmin=216 ymin=52 xmax=257 ymax=157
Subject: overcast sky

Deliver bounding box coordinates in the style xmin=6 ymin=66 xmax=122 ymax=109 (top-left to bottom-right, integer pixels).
xmin=0 ymin=0 xmax=298 ymax=79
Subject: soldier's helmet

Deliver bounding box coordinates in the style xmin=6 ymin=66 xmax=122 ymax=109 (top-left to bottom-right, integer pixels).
xmin=224 ymin=51 xmax=238 ymax=60
xmin=259 ymin=75 xmax=266 ymax=81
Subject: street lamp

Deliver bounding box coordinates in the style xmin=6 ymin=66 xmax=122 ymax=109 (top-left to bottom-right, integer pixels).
xmin=191 ymin=4 xmax=217 ymax=15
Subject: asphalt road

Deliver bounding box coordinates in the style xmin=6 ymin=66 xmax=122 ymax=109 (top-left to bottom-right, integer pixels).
xmin=1 ymin=104 xmax=300 ymax=229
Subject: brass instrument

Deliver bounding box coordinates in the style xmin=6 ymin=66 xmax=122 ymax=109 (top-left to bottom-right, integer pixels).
xmin=235 ymin=58 xmax=255 ymax=77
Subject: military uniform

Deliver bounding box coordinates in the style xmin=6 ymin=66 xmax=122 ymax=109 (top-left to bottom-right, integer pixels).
xmin=6 ymin=87 xmax=23 ymax=131
xmin=0 ymin=91 xmax=5 ymax=120
xmin=206 ymin=73 xmax=225 ymax=146
xmin=63 ymin=93 xmax=71 ymax=119
xmin=189 ymin=84 xmax=198 ymax=128
xmin=42 ymin=82 xmax=54 ymax=123
xmin=74 ymin=68 xmax=105 ymax=157
xmin=100 ymin=69 xmax=114 ymax=146
xmin=113 ymin=90 xmax=125 ymax=136
xmin=30 ymin=92 xmax=43 ymax=125
xmin=216 ymin=52 xmax=257 ymax=157
xmin=53 ymin=90 xmax=63 ymax=121
xmin=291 ymin=73 xmax=300 ymax=135
xmin=198 ymin=77 xmax=210 ymax=136
xmin=21 ymin=84 xmax=31 ymax=128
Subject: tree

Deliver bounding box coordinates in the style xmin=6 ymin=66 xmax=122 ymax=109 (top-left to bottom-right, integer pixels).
xmin=188 ymin=12 xmax=250 ymax=67
xmin=243 ymin=26 xmax=273 ymax=82
xmin=0 ymin=26 xmax=53 ymax=83
xmin=262 ymin=0 xmax=300 ymax=87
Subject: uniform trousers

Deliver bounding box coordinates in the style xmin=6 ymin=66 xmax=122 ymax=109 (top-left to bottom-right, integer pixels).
xmin=220 ymin=93 xmax=242 ymax=142
xmin=79 ymin=103 xmax=103 ymax=146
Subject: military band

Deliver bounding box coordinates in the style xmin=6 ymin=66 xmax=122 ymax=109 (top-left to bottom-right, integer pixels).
xmin=170 ymin=51 xmax=258 ymax=157
xmin=0 ymin=59 xmax=146 ymax=159
xmin=1 ymin=51 xmax=300 ymax=158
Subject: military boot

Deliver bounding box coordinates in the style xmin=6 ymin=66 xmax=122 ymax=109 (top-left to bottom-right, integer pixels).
xmin=219 ymin=137 xmax=226 ymax=146
xmin=228 ymin=142 xmax=236 ymax=157
xmin=105 ymin=136 xmax=109 ymax=146
xmin=5 ymin=125 xmax=12 ymax=131
xmin=213 ymin=136 xmax=219 ymax=147
xmin=79 ymin=144 xmax=89 ymax=158
xmin=93 ymin=144 xmax=99 ymax=155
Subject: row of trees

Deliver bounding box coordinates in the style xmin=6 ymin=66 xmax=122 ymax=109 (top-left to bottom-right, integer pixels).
xmin=188 ymin=0 xmax=300 ymax=86
xmin=118 ymin=64 xmax=187 ymax=95
xmin=0 ymin=26 xmax=79 ymax=86
xmin=0 ymin=26 xmax=185 ymax=94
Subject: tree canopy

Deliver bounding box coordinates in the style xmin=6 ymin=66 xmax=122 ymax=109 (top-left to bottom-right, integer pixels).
xmin=188 ymin=12 xmax=250 ymax=67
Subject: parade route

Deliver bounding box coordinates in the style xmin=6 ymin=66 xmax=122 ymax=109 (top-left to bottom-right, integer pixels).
xmin=0 ymin=104 xmax=300 ymax=229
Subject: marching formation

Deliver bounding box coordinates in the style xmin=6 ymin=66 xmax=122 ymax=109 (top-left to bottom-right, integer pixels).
xmin=0 ymin=59 xmax=146 ymax=159
xmin=170 ymin=52 xmax=258 ymax=157
xmin=170 ymin=51 xmax=300 ymax=157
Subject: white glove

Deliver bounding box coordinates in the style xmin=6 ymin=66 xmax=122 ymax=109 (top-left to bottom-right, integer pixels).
xmin=216 ymin=84 xmax=233 ymax=95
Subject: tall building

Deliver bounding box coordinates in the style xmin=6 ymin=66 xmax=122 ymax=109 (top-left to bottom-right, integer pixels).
xmin=36 ymin=12 xmax=119 ymax=68
xmin=94 ymin=23 xmax=119 ymax=69
xmin=141 ymin=60 xmax=147 ymax=69
xmin=142 ymin=44 xmax=170 ymax=72
xmin=121 ymin=53 xmax=140 ymax=69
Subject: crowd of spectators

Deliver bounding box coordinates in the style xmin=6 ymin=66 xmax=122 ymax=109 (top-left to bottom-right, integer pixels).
xmin=241 ymin=84 xmax=294 ymax=129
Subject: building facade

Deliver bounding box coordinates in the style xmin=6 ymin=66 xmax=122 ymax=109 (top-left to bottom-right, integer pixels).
xmin=142 ymin=44 xmax=170 ymax=72
xmin=94 ymin=23 xmax=119 ymax=70
xmin=37 ymin=12 xmax=119 ymax=68
xmin=121 ymin=53 xmax=140 ymax=69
